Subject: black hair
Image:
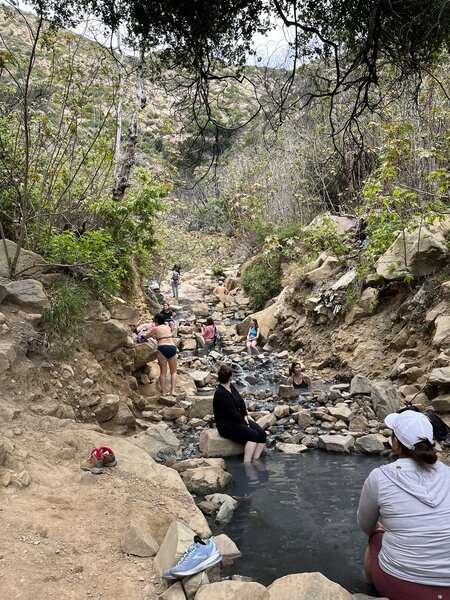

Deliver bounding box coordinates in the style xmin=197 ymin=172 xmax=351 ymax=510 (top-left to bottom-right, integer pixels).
xmin=289 ymin=361 xmax=301 ymax=375
xmin=154 ymin=313 xmax=166 ymax=325
xmin=206 ymin=317 xmax=214 ymax=325
xmin=395 ymin=436 xmax=437 ymax=467
xmin=217 ymin=363 xmax=233 ymax=384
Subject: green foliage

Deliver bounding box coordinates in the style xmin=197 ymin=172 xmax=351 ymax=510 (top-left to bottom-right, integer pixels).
xmin=241 ymin=255 xmax=282 ymax=311
xmin=45 ymin=230 xmax=123 ymax=300
xmin=343 ymin=278 xmax=364 ymax=312
xmin=92 ymin=169 xmax=170 ymax=279
xmin=42 ymin=279 xmax=89 ymax=337
xmin=212 ymin=266 xmax=225 ymax=277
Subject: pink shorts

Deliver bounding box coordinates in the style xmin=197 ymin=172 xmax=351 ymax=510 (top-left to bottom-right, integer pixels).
xmin=368 ymin=530 xmax=450 ymax=600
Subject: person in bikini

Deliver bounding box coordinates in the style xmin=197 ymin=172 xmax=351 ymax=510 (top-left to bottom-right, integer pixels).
xmin=144 ymin=313 xmax=177 ymax=397
xmin=286 ymin=361 xmax=312 ymax=389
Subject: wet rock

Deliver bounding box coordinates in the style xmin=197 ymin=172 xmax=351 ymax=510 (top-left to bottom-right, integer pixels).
xmin=317 ymin=434 xmax=355 ymax=453
xmin=120 ymin=521 xmax=159 ymax=557
xmin=276 ymin=442 xmax=308 ymax=454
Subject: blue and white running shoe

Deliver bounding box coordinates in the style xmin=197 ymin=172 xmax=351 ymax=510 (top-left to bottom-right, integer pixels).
xmin=166 ymin=536 xmax=221 ymax=578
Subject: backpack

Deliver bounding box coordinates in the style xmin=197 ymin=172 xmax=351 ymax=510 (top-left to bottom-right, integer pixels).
xmin=172 ymin=271 xmax=180 ymax=281
xmin=398 ymin=404 xmax=450 ymax=442
xmin=213 ymin=328 xmax=221 ymax=342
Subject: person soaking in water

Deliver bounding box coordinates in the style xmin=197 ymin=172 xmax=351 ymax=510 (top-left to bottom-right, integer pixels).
xmin=213 ymin=363 xmax=266 ymax=463
xmin=357 ymin=410 xmax=450 ymax=600
xmin=286 ymin=362 xmax=312 ymax=390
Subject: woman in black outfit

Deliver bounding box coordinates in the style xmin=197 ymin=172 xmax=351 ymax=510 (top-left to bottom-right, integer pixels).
xmin=286 ymin=361 xmax=312 ymax=389
xmin=213 ymin=363 xmax=266 ymax=463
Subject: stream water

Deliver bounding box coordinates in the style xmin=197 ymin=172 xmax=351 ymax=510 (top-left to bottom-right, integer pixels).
xmin=214 ymin=451 xmax=388 ymax=596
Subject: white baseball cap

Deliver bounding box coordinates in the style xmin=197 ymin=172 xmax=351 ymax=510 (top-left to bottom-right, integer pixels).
xmin=384 ymin=411 xmax=433 ymax=450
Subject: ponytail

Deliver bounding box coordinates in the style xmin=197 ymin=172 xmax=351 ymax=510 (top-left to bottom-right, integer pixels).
xmin=401 ymin=438 xmax=437 ymax=467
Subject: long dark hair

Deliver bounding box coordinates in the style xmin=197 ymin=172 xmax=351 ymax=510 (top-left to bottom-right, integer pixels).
xmin=289 ymin=362 xmax=301 ymax=376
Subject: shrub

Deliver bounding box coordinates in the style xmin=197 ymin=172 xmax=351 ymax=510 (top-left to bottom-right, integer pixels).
xmin=42 ymin=279 xmax=89 ymax=337
xmin=212 ymin=265 xmax=226 ymax=277
xmin=241 ymin=255 xmax=282 ymax=310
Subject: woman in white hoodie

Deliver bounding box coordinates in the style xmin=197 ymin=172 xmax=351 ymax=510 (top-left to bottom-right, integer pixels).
xmin=357 ymin=410 xmax=450 ymax=600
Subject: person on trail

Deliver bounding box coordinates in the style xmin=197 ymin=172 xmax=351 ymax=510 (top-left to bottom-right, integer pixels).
xmin=213 ymin=280 xmax=229 ymax=296
xmin=161 ymin=302 xmax=175 ymax=331
xmin=286 ymin=362 xmax=312 ymax=389
xmin=213 ymin=363 xmax=266 ymax=463
xmin=357 ymin=410 xmax=450 ymax=600
xmin=246 ymin=318 xmax=260 ymax=355
xmin=201 ymin=317 xmax=216 ymax=352
xmin=171 ymin=268 xmax=180 ymax=300
xmin=144 ymin=313 xmax=177 ymax=397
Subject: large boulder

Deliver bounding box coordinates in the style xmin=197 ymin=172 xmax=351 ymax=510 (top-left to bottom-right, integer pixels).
xmin=189 ymin=396 xmax=214 ymax=419
xmin=303 ymin=256 xmax=339 ymax=286
xmin=0 ymin=279 xmax=48 ymax=308
xmin=267 ymin=573 xmax=352 ymax=600
xmin=355 ymin=434 xmax=387 ymax=454
xmin=370 ymin=381 xmax=403 ymax=419
xmin=130 ymin=422 xmax=181 ymax=458
xmin=155 ymin=521 xmax=198 ymax=574
xmin=179 ymin=465 xmax=233 ymax=495
xmin=433 ymin=315 xmax=450 ymax=348
xmin=317 ymin=434 xmax=355 ymax=453
xmin=376 ymin=227 xmax=447 ymax=280
xmin=428 ymin=367 xmax=450 ymax=385
xmin=83 ymin=319 xmax=134 ymax=352
xmin=134 ymin=339 xmax=158 ymax=368
xmin=0 ymin=240 xmax=48 ymax=278
xmin=110 ymin=298 xmax=140 ymax=324
xmin=199 ymin=429 xmax=244 ymax=457
xmin=195 ymin=581 xmax=268 ymax=600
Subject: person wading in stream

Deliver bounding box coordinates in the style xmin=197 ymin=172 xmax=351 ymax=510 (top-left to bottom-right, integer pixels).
xmin=357 ymin=410 xmax=450 ymax=600
xmin=213 ymin=363 xmax=266 ymax=463
xmin=144 ymin=313 xmax=177 ymax=397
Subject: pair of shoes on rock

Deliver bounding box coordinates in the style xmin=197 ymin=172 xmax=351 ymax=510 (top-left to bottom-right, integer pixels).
xmin=163 ymin=536 xmax=222 ymax=579
xmin=80 ymin=446 xmax=117 ymax=474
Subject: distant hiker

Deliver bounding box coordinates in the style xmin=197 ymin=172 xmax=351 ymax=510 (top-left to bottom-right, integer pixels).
xmin=144 ymin=313 xmax=177 ymax=397
xmin=149 ymin=279 xmax=160 ymax=292
xmin=201 ymin=317 xmax=216 ymax=352
xmin=161 ymin=302 xmax=175 ymax=331
xmin=213 ymin=363 xmax=266 ymax=463
xmin=286 ymin=362 xmax=312 ymax=389
xmin=173 ymin=264 xmax=181 ymax=275
xmin=246 ymin=318 xmax=260 ymax=356
xmin=213 ymin=280 xmax=229 ymax=296
xmin=171 ymin=268 xmax=180 ymax=300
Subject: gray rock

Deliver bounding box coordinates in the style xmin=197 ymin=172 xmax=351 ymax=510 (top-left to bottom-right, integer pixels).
xmin=0 ymin=240 xmax=48 ymax=279
xmin=317 ymin=434 xmax=355 ymax=453
xmin=199 ymin=429 xmax=244 ymax=458
xmin=355 ymin=434 xmax=387 ymax=454
xmin=134 ymin=340 xmax=158 ymax=368
xmin=83 ymin=319 xmax=133 ymax=352
xmin=350 ymin=374 xmax=372 ymax=396
xmin=130 ymin=422 xmax=180 ymax=458
xmin=120 ymin=521 xmax=159 ymax=557
xmin=93 ymin=394 xmax=120 ymax=422
xmin=1 ymin=279 xmax=48 ymax=308
xmin=370 ymin=381 xmax=403 ymax=419
xmin=433 ymin=315 xmax=450 ymax=348
xmin=429 ymin=367 xmax=450 ymax=385
xmin=267 ymin=572 xmax=351 ymax=599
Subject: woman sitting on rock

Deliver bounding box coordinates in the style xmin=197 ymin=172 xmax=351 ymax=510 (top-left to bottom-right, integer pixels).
xmin=144 ymin=313 xmax=177 ymax=397
xmin=286 ymin=362 xmax=312 ymax=390
xmin=357 ymin=410 xmax=450 ymax=600
xmin=213 ymin=363 xmax=266 ymax=463
xmin=245 ymin=318 xmax=260 ymax=356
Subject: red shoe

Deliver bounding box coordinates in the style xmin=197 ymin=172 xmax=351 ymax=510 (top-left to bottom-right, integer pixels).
xmin=98 ymin=446 xmax=117 ymax=468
